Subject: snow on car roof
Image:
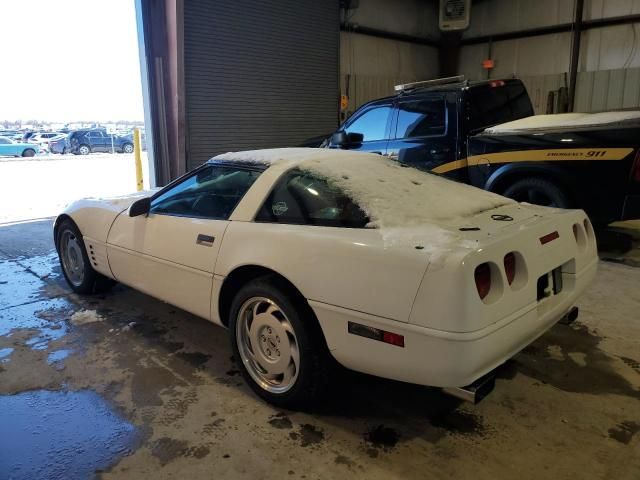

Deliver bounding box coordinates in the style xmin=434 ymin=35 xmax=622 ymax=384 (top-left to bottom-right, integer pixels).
xmin=485 ymin=111 xmax=640 ymax=133
xmin=214 ymin=148 xmax=513 ymax=230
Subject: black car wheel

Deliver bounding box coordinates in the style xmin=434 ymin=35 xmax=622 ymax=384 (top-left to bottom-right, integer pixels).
xmin=502 ymin=177 xmax=569 ymax=209
xmin=78 ymin=145 xmax=90 ymax=155
xmin=22 ymin=148 xmax=36 ymax=157
xmin=122 ymin=143 xmax=134 ymax=154
xmin=56 ymin=219 xmax=115 ymax=294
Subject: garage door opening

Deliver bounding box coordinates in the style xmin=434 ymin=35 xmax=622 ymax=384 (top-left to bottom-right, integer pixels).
xmin=0 ymin=0 xmax=150 ymax=225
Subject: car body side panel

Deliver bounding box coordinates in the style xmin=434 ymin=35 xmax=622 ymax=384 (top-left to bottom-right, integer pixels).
xmin=106 ymin=212 xmax=229 ymax=320
xmin=215 ymin=222 xmax=431 ymax=323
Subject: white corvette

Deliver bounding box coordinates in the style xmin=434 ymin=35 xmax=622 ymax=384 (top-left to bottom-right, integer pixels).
xmin=55 ymin=148 xmax=597 ymax=407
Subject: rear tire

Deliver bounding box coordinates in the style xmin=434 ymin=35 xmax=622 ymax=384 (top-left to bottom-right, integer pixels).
xmin=22 ymin=149 xmax=36 ymax=157
xmin=229 ymin=276 xmax=330 ymax=409
xmin=502 ymin=177 xmax=569 ymax=209
xmin=56 ymin=219 xmax=115 ymax=294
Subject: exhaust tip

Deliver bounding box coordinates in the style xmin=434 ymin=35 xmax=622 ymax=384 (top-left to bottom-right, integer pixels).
xmin=559 ymin=306 xmax=579 ymax=325
xmin=443 ymin=373 xmax=496 ymax=404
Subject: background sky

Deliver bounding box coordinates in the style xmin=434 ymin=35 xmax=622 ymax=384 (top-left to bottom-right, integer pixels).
xmin=0 ymin=0 xmax=144 ymax=122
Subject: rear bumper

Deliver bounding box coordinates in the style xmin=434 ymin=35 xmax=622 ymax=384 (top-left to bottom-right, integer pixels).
xmin=312 ymin=257 xmax=597 ymax=389
xmin=622 ymin=194 xmax=640 ymax=220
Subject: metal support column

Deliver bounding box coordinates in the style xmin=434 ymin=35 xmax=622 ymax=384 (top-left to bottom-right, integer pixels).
xmin=568 ymin=0 xmax=584 ymax=112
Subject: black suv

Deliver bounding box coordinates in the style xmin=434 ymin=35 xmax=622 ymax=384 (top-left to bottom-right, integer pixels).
xmin=67 ymin=129 xmax=134 ymax=155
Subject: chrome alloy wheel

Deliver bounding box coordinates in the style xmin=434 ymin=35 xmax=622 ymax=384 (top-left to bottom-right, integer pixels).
xmin=236 ymin=297 xmax=300 ymax=394
xmin=59 ymin=230 xmax=85 ymax=287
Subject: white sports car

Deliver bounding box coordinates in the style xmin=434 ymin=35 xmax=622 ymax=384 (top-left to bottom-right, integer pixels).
xmin=55 ymin=148 xmax=597 ymax=407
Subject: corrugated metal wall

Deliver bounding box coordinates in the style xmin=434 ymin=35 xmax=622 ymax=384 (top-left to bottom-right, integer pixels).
xmin=339 ymin=0 xmax=440 ymax=115
xmin=458 ymin=0 xmax=640 ymax=113
xmin=183 ymin=0 xmax=339 ymax=170
xmin=340 ymin=31 xmax=439 ymax=114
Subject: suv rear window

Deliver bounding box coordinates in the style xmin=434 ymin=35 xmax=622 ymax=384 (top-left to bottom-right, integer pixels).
xmin=467 ymin=82 xmax=533 ymax=132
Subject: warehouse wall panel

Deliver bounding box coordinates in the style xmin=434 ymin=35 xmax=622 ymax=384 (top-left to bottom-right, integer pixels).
xmin=339 ymin=0 xmax=439 ymax=114
xmin=458 ymin=0 xmax=640 ymax=113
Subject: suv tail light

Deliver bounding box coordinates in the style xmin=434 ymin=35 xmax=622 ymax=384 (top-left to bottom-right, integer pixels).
xmin=631 ymin=149 xmax=640 ymax=183
xmin=474 ymin=263 xmax=492 ymax=300
xmin=504 ymin=252 xmax=516 ymax=285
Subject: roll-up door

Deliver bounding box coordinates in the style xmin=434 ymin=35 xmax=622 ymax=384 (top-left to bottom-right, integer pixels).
xmin=184 ymin=0 xmax=339 ymax=170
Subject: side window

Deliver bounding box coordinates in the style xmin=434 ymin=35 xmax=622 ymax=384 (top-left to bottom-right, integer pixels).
xmin=151 ymin=165 xmax=261 ymax=219
xmin=395 ymin=99 xmax=446 ymax=138
xmin=0 ymin=137 xmax=9 ymax=144
xmin=344 ymin=105 xmax=392 ymax=142
xmin=255 ymin=170 xmax=369 ymax=228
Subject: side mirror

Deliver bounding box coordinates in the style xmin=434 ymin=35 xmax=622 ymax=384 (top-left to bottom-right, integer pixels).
xmin=330 ymin=131 xmax=364 ymax=148
xmin=128 ymin=197 xmax=151 ymax=217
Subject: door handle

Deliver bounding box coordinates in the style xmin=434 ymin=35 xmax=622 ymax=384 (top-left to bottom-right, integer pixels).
xmin=196 ymin=234 xmax=215 ymax=247
xmin=430 ymin=147 xmax=451 ymax=155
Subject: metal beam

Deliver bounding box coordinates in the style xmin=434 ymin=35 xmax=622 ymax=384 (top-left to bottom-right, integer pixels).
xmin=461 ymin=14 xmax=640 ymax=45
xmin=568 ymin=0 xmax=584 ymax=112
xmin=340 ymin=23 xmax=439 ymax=47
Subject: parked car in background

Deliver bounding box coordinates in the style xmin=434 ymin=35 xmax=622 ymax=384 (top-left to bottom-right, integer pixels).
xmin=48 ymin=135 xmax=69 ymax=154
xmin=0 ymin=130 xmax=21 ymax=140
xmin=66 ymin=129 xmax=134 ymax=155
xmin=29 ymin=132 xmax=63 ymax=145
xmin=123 ymin=131 xmax=146 ymax=151
xmin=22 ymin=131 xmax=36 ymax=142
xmin=0 ymin=136 xmax=42 ymax=157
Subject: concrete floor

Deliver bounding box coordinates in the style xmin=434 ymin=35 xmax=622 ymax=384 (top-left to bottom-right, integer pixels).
xmin=0 ymin=219 xmax=639 ymax=480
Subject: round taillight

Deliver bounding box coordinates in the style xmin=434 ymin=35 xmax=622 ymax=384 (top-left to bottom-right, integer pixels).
xmin=474 ymin=263 xmax=492 ymax=300
xmin=504 ymin=252 xmax=516 ymax=285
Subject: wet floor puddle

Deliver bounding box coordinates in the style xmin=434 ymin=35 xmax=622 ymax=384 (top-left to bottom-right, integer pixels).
xmin=0 ymin=389 xmax=139 ymax=480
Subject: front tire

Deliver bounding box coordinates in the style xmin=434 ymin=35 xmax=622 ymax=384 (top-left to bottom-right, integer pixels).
xmin=229 ymin=276 xmax=329 ymax=409
xmin=502 ymin=177 xmax=569 ymax=209
xmin=56 ymin=219 xmax=115 ymax=294
xmin=78 ymin=144 xmax=90 ymax=155
xmin=122 ymin=143 xmax=134 ymax=154
xmin=22 ymin=148 xmax=36 ymax=157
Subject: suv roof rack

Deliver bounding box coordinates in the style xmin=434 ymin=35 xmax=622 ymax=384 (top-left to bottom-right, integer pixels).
xmin=394 ymin=75 xmax=466 ymax=93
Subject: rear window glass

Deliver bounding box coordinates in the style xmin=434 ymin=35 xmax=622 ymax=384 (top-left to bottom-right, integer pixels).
xmin=255 ymin=170 xmax=369 ymax=228
xmin=395 ymin=99 xmax=446 ymax=138
xmin=467 ymin=82 xmax=533 ymax=132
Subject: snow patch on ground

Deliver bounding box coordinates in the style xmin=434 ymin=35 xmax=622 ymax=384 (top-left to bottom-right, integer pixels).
xmin=486 ymin=110 xmax=640 ymax=133
xmin=70 ymin=310 xmax=103 ymax=326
